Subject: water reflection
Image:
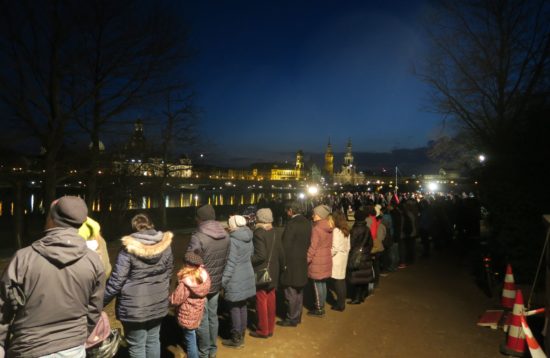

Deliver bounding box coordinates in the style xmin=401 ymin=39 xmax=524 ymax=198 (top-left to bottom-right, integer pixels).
xmin=0 ymin=190 xmax=297 ymax=217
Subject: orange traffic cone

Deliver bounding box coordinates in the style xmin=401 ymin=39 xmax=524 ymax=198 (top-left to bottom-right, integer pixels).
xmin=500 ymin=290 xmax=525 ymax=357
xmin=502 ymin=264 xmax=516 ymax=309
xmin=520 ymin=315 xmax=547 ymax=358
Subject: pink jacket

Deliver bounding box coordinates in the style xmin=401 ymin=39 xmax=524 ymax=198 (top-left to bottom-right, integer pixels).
xmin=307 ymin=219 xmax=333 ymax=280
xmin=170 ymin=267 xmax=211 ymax=330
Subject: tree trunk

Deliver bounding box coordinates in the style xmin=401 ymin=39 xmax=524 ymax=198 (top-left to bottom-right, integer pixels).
xmin=43 ymin=152 xmax=57 ymax=210
xmin=14 ymin=179 xmax=24 ymax=249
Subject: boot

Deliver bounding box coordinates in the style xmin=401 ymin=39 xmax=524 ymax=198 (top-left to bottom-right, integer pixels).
xmin=222 ymin=330 xmax=243 ymax=349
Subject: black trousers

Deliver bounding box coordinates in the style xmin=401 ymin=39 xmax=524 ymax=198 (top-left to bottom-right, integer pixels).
xmin=330 ymin=278 xmax=347 ymax=309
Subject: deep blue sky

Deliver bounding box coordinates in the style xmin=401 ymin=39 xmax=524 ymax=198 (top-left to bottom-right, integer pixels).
xmin=181 ymin=0 xmax=441 ymax=165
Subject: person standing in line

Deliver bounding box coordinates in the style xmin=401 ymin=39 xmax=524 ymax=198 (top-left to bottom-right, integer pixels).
xmin=78 ymin=216 xmax=112 ymax=277
xmin=307 ymin=205 xmax=333 ymax=317
xmin=250 ymin=208 xmax=285 ymax=339
xmin=186 ymin=204 xmax=230 ymax=358
xmin=171 ymin=251 xmax=211 ymax=358
xmin=221 ymin=215 xmax=256 ymax=349
xmin=103 ymin=213 xmax=173 ymax=358
xmin=367 ymin=205 xmax=386 ymax=291
xmin=277 ymin=201 xmax=312 ymax=327
xmin=330 ymin=210 xmax=351 ymax=311
xmin=347 ymin=209 xmax=374 ymax=304
xmin=0 ymin=196 xmax=105 ymax=358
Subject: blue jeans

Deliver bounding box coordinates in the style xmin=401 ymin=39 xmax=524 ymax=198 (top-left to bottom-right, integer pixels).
xmin=197 ymin=292 xmax=219 ymax=358
xmin=312 ymin=279 xmax=327 ymax=310
xmin=123 ymin=319 xmax=162 ymax=358
xmin=183 ymin=329 xmax=199 ymax=358
xmin=39 ymin=345 xmax=85 ymax=358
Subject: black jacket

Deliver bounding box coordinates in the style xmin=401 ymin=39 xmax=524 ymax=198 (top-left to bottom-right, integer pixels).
xmin=104 ymin=230 xmax=173 ymax=323
xmin=251 ymin=227 xmax=285 ymax=290
xmin=187 ymin=220 xmax=230 ymax=294
xmin=347 ymin=221 xmax=374 ymax=285
xmin=0 ymin=227 xmax=105 ymax=358
xmin=280 ymin=215 xmax=312 ymax=288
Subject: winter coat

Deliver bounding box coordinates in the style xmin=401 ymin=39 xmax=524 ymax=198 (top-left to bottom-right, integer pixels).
xmin=187 ymin=220 xmax=230 ymax=294
xmin=0 ymin=227 xmax=105 ymax=358
xmin=251 ymin=227 xmax=285 ymax=290
xmin=170 ymin=268 xmax=211 ymax=330
xmin=307 ymin=219 xmax=333 ymax=280
xmin=104 ymin=230 xmax=173 ymax=323
xmin=280 ymin=215 xmax=312 ymax=288
xmin=222 ymin=227 xmax=256 ymax=302
xmin=367 ymin=216 xmax=386 ymax=254
xmin=331 ymin=227 xmax=350 ymax=280
xmin=347 ymin=222 xmax=374 ymax=285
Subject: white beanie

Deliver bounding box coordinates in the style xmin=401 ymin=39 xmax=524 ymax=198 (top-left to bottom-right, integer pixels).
xmin=228 ymin=215 xmax=247 ymax=230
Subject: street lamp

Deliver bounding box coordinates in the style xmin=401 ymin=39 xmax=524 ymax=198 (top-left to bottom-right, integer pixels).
xmin=478 ymin=154 xmax=486 ymax=163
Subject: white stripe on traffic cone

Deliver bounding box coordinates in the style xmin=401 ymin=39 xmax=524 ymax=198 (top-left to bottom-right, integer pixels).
xmin=520 ymin=315 xmax=547 ymax=358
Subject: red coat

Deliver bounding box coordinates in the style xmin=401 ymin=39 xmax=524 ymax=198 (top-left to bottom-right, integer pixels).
xmin=170 ymin=267 xmax=211 ymax=329
xmin=307 ymin=219 xmax=333 ymax=280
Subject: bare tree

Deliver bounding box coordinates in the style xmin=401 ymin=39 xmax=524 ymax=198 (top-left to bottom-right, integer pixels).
xmin=0 ymin=0 xmax=90 ymax=206
xmin=156 ymin=92 xmax=197 ymax=227
xmin=71 ymin=0 xmax=192 ymax=210
xmin=417 ymin=0 xmax=550 ymax=154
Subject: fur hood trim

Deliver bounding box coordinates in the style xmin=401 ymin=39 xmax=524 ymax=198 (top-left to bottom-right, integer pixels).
xmin=121 ymin=231 xmax=173 ymax=258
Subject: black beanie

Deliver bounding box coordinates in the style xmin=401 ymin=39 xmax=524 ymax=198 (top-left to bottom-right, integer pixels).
xmin=354 ymin=208 xmax=367 ymax=222
xmin=50 ymin=196 xmax=88 ymax=228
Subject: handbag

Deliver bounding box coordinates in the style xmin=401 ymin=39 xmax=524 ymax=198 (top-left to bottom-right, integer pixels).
xmin=255 ymin=232 xmax=276 ymax=286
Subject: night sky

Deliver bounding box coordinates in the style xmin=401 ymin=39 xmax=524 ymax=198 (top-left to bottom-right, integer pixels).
xmin=181 ymin=0 xmax=442 ymax=165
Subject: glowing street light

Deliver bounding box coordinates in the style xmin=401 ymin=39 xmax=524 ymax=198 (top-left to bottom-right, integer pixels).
xmin=427 ymin=182 xmax=439 ymax=192
xmin=478 ymin=154 xmax=486 ymax=163
xmin=307 ymin=186 xmax=319 ymax=196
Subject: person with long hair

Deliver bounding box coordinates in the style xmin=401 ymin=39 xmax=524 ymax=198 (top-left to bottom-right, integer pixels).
xmin=347 ymin=209 xmax=374 ymax=304
xmin=104 ymin=213 xmax=173 ymax=357
xmin=171 ymin=251 xmax=211 ymax=358
xmin=329 ymin=211 xmax=351 ymax=311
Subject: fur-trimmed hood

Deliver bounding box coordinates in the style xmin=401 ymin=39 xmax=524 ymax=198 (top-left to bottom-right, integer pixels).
xmin=121 ymin=231 xmax=173 ymax=260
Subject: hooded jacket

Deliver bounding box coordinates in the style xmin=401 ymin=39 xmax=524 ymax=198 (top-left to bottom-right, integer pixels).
xmin=170 ymin=268 xmax=211 ymax=329
xmin=0 ymin=227 xmax=105 ymax=358
xmin=307 ymin=219 xmax=333 ymax=280
xmin=222 ymin=227 xmax=256 ymax=302
xmin=187 ymin=220 xmax=230 ymax=294
xmin=103 ymin=230 xmax=173 ymax=323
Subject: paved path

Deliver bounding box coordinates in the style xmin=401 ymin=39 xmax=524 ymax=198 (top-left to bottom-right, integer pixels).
xmin=212 ymin=251 xmax=503 ymax=358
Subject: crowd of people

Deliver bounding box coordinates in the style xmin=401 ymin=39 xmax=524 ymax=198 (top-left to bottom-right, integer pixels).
xmin=0 ymin=191 xmax=481 ymax=358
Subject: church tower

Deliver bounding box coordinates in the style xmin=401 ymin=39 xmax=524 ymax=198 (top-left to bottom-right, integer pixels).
xmin=324 ymin=138 xmax=334 ymax=176
xmin=295 ymin=150 xmax=304 ymax=180
xmin=344 ymin=138 xmax=354 ymax=167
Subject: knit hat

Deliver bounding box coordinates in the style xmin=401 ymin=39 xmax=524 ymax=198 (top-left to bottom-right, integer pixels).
xmin=354 ymin=208 xmax=367 ymax=222
xmin=313 ymin=205 xmax=331 ymax=220
xmin=256 ymin=208 xmax=273 ymax=223
xmin=50 ymin=196 xmax=88 ymax=228
xmin=196 ymin=204 xmax=215 ymax=221
xmin=228 ymin=215 xmax=247 ymax=229
xmin=78 ymin=217 xmax=101 ymax=240
xmin=185 ymin=250 xmax=203 ymax=267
